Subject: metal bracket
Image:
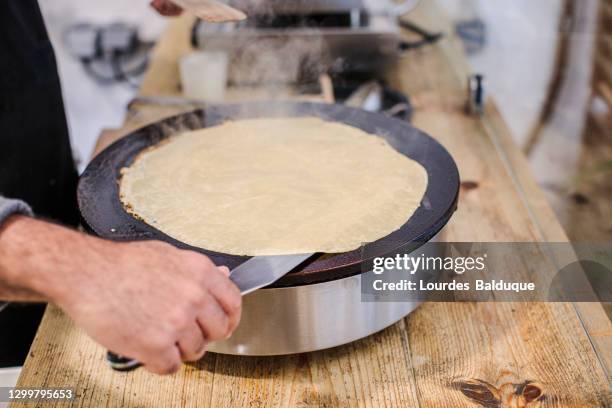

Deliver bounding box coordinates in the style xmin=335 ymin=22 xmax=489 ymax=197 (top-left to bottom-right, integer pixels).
xmin=466 ymin=74 xmax=485 ymax=115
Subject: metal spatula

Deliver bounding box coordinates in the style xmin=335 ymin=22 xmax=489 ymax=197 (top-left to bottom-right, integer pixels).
xmin=173 ymin=0 xmax=246 ymax=22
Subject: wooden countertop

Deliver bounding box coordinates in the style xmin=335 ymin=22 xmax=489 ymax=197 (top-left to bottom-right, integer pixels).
xmin=13 ymin=2 xmax=611 ymax=407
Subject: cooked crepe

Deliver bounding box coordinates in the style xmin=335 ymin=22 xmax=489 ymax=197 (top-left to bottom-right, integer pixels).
xmin=119 ymin=117 xmax=428 ymax=256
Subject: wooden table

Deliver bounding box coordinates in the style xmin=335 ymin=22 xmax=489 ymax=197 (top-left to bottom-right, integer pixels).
xmin=13 ymin=2 xmax=612 ymax=407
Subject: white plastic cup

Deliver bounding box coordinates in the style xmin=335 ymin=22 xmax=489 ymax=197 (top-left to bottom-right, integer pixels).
xmin=180 ymin=51 xmax=229 ymax=101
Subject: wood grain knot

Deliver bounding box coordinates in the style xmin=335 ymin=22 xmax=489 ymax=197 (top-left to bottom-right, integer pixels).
xmin=522 ymin=384 xmax=542 ymax=402
xmin=454 ymin=379 xmax=500 ymax=408
xmin=454 ymin=378 xmax=545 ymax=407
xmin=570 ymin=192 xmax=590 ymax=205
xmin=461 ymin=180 xmax=480 ymax=191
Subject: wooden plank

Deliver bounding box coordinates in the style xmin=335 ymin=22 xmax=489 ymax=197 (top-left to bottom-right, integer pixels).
xmin=596 ymin=34 xmax=612 ymax=65
xmin=12 ymin=1 xmax=612 ymax=407
xmin=596 ymin=81 xmax=612 ymax=109
xmin=398 ymin=90 xmax=612 ymax=405
xmin=599 ymin=0 xmax=612 ymax=29
xmin=139 ymin=14 xmax=196 ymax=97
xmin=391 ymin=0 xmax=612 ymax=401
xmin=15 ymin=306 xmax=424 ymax=407
xmin=595 ymin=53 xmax=612 ymax=93
xmin=477 ymin=100 xmax=612 ymax=386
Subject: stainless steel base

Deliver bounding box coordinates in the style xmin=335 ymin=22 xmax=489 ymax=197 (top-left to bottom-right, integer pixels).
xmin=208 ymin=272 xmax=421 ymax=355
xmin=209 ymin=234 xmax=443 ymax=355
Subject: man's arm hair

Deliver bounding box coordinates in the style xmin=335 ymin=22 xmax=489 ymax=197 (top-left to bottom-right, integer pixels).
xmin=0 ymin=211 xmax=244 ymax=375
xmin=0 ymin=196 xmax=42 ymax=300
xmin=0 ymin=215 xmax=86 ymax=302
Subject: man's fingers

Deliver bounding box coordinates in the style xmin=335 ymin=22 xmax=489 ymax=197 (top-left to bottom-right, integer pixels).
xmin=197 ymin=293 xmax=232 ymax=341
xmin=150 ymin=0 xmax=183 ymax=16
xmin=218 ymin=265 xmax=230 ymax=277
xmin=177 ymin=324 xmax=208 ymax=362
xmin=206 ymin=271 xmax=242 ymax=333
xmin=143 ymin=345 xmax=182 ymax=375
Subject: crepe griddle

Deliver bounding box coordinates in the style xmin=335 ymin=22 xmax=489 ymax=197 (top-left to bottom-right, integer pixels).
xmin=78 ymin=102 xmax=459 ymax=287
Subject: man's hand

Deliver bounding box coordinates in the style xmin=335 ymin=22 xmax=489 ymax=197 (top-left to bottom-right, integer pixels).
xmin=0 ymin=216 xmax=241 ymax=375
xmin=151 ymin=0 xmax=183 ymax=16
xmin=57 ymin=240 xmax=242 ymax=375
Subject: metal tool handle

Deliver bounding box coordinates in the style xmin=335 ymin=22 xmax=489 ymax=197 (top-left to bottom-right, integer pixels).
xmin=107 ymin=352 xmax=141 ymax=371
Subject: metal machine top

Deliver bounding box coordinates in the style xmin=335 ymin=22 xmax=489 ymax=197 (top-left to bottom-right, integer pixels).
xmin=228 ymin=0 xmax=365 ymax=14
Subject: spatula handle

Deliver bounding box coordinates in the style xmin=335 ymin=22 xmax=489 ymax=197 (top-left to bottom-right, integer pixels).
xmin=106 ymin=351 xmax=141 ymax=371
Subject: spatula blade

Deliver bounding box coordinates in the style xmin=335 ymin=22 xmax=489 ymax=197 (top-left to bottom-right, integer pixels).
xmin=230 ymin=253 xmax=314 ymax=295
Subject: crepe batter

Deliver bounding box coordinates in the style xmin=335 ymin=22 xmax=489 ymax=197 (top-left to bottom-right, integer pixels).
xmin=119 ymin=117 xmax=428 ymax=256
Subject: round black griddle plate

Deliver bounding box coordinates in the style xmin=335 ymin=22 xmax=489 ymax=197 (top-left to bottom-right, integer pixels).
xmin=78 ymin=102 xmax=459 ymax=287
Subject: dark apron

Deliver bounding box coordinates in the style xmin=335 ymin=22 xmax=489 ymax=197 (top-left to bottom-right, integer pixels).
xmin=0 ymin=0 xmax=79 ymax=366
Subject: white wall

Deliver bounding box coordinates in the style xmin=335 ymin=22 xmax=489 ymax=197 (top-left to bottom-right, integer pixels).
xmin=437 ymin=0 xmax=562 ymax=145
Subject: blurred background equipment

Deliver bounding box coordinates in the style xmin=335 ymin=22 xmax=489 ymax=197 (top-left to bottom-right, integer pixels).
xmin=40 ymin=0 xmax=612 ymax=249
xmin=590 ymin=0 xmax=612 ymax=137
xmin=192 ymin=0 xmax=437 ymax=84
xmin=179 ymin=51 xmax=229 ymax=100
xmin=64 ymin=22 xmax=153 ymax=86
xmin=466 ymin=73 xmax=485 ymax=115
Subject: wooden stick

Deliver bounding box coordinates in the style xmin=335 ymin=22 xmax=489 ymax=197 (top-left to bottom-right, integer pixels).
xmin=173 ymin=0 xmax=246 ymax=23
xmin=319 ymin=74 xmax=335 ymax=104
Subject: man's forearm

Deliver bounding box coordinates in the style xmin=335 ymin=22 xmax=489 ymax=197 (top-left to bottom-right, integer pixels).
xmin=0 ymin=215 xmax=92 ymax=302
xmin=0 ymin=213 xmax=244 ymax=375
